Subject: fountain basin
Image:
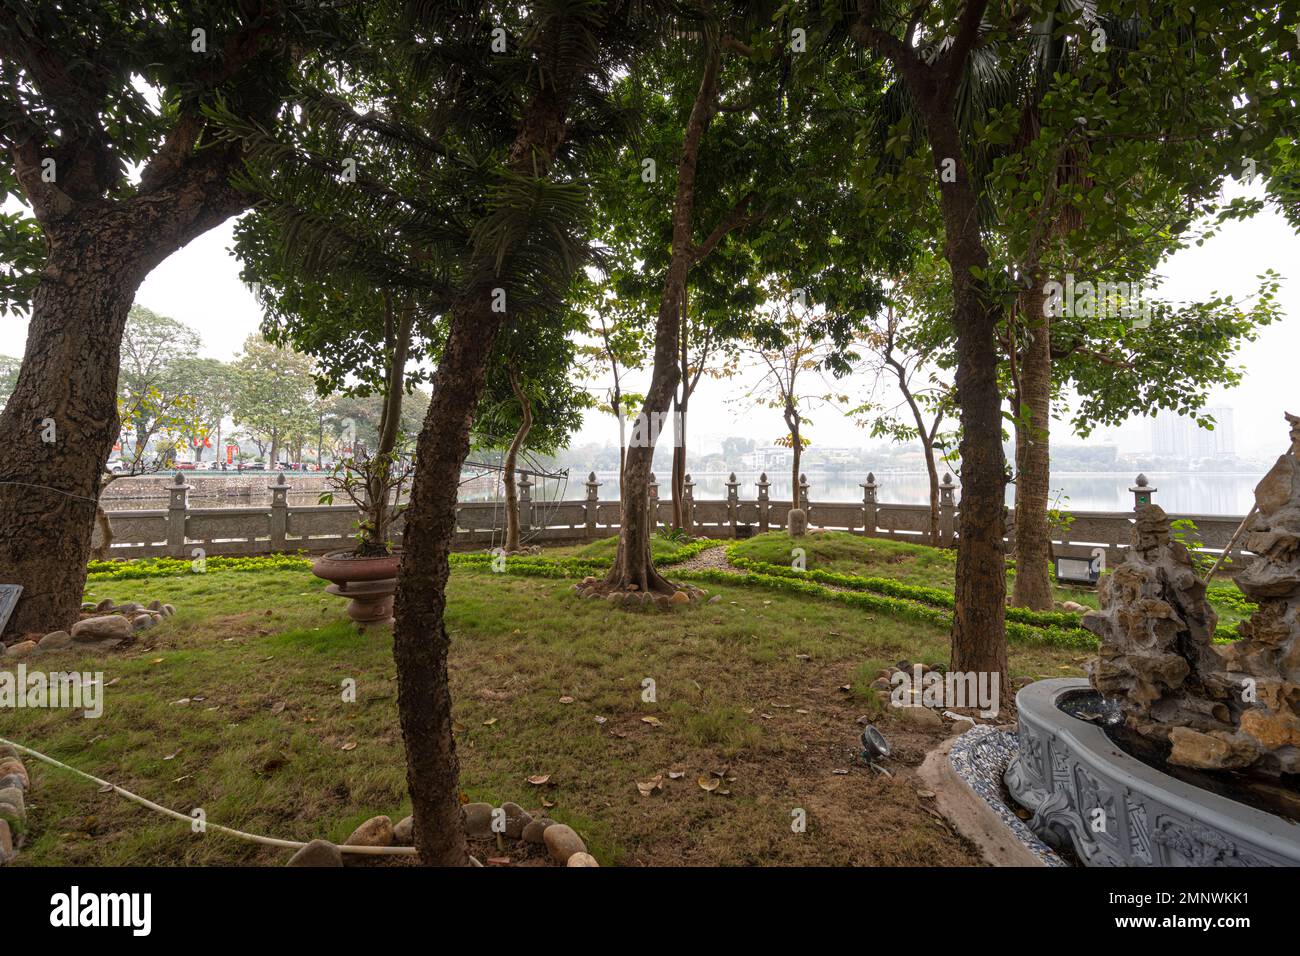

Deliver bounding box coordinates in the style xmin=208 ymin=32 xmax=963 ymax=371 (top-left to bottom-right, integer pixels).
xmin=1005 ymin=678 xmax=1300 ymax=866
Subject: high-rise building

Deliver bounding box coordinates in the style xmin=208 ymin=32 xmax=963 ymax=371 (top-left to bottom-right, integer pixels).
xmin=1150 ymin=407 xmax=1235 ymax=460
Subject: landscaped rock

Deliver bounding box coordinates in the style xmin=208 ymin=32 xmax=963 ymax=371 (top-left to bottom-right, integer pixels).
xmin=94 ymin=598 xmax=114 ymax=612
xmin=0 ymin=758 xmax=28 ymax=791
xmin=566 ymin=852 xmax=599 ymax=867
xmin=287 ymin=839 xmax=344 ymax=867
xmin=0 ymin=818 xmax=12 ymax=865
xmin=71 ymin=615 xmax=132 ymax=643
xmin=462 ymin=802 xmax=494 ymax=839
xmin=522 ymin=817 xmax=556 ymax=844
xmin=392 ymin=815 xmax=415 ymax=845
xmin=542 ymin=823 xmax=586 ymax=865
xmin=0 ymin=786 xmax=25 ymax=826
xmin=0 ymin=745 xmax=16 ymax=760
xmin=38 ymin=631 xmax=72 ymax=650
xmin=130 ymin=614 xmax=155 ymax=631
xmin=895 ymin=705 xmax=944 ymax=731
xmin=343 ymin=815 xmax=393 ymax=847
xmin=500 ymin=801 xmax=532 ymax=839
xmin=870 ymin=677 xmax=891 ymax=691
xmin=148 ymin=600 xmax=163 ymax=611
xmin=161 ymin=604 xmax=176 ymax=617
xmin=670 ymin=590 xmax=690 ymax=605
xmin=2 ymin=641 xmax=36 ymax=658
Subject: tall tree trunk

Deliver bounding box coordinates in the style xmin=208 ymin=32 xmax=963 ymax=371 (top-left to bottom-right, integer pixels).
xmin=921 ymin=440 xmax=941 ymax=546
xmin=924 ymin=113 xmax=1009 ymax=689
xmin=1012 ymin=283 xmax=1054 ymax=610
xmin=670 ymin=287 xmax=689 ymax=530
xmin=389 ymin=34 xmax=578 ymax=863
xmin=503 ymin=364 xmax=533 ymax=553
xmin=391 ymin=294 xmax=502 ymax=867
xmin=605 ymin=46 xmax=723 ymax=595
xmin=0 ymin=239 xmax=148 ymax=639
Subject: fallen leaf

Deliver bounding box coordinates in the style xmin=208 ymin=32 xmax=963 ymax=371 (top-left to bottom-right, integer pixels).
xmin=667 ymin=771 xmax=685 ymax=780
xmin=487 ymin=857 xmax=512 ymax=866
xmin=270 ymin=701 xmax=286 ymax=715
xmin=698 ymin=776 xmax=719 ymax=792
xmin=916 ymin=789 xmax=936 ymax=799
xmin=482 ymin=717 xmax=497 ymax=726
xmin=559 ymin=696 xmax=575 ymax=705
xmin=340 ymin=741 xmax=357 ymax=752
xmin=640 ymin=716 xmax=662 ymax=727
xmin=593 ymin=716 xmax=607 ymax=725
xmin=832 ymin=769 xmax=849 ymax=775
xmin=163 ymin=750 xmax=180 ymax=761
xmin=540 ymin=797 xmax=555 ymax=808
xmin=526 ymin=773 xmax=551 ymax=786
xmin=636 ymin=775 xmax=664 ymax=797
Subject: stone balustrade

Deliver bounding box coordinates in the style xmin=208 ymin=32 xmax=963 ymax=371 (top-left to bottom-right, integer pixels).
xmin=92 ymin=470 xmax=1255 ymax=566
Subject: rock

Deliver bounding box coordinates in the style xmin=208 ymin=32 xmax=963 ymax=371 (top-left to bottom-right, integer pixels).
xmin=787 ymin=508 xmax=808 ymax=536
xmin=522 ymin=817 xmax=556 ymax=844
xmin=566 ymin=852 xmax=599 ymax=867
xmin=287 ymin=839 xmax=343 ymax=867
xmin=392 ymin=815 xmax=415 ymax=845
xmin=542 ymin=823 xmax=586 ymax=865
xmin=71 ymin=615 xmax=132 ymax=642
xmin=343 ymin=815 xmax=394 ymax=847
xmin=670 ymin=590 xmax=690 ymax=605
xmin=2 ymin=641 xmax=36 ymax=659
xmin=0 ymin=819 xmax=12 ymax=864
xmin=1060 ymin=600 xmax=1087 ymax=613
xmin=581 ymin=576 xmax=597 ymax=586
xmin=462 ymin=802 xmax=494 ymax=839
xmin=80 ymin=602 xmax=96 ymax=612
xmin=500 ymin=801 xmax=532 ymax=839
xmin=38 ymin=630 xmax=72 ymax=650
xmin=896 ymin=705 xmax=944 ymax=731
xmin=0 ymin=786 xmax=25 ymax=826
xmin=161 ymin=604 xmax=176 ymax=617
xmin=130 ymin=614 xmax=155 ymax=631
xmin=896 ymin=660 xmax=912 ymax=671
xmin=147 ymin=600 xmax=163 ymax=611
xmin=870 ymin=677 xmax=891 ymax=691
xmin=1168 ymin=726 xmax=1256 ymax=770
xmin=0 ymin=745 xmax=16 ymax=760
xmin=113 ymin=602 xmax=143 ymax=615
xmin=707 ymin=595 xmax=722 ymax=604
xmin=0 ymin=759 xmax=28 ymax=791
xmin=94 ymin=598 xmax=114 ymax=612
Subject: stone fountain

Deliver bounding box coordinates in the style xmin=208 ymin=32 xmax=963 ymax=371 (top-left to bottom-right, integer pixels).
xmin=1005 ymin=413 xmax=1300 ymax=865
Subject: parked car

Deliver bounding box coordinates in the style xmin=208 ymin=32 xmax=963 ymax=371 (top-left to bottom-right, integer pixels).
xmin=175 ymin=461 xmax=197 ymax=471
xmin=106 ymin=458 xmax=130 ymax=474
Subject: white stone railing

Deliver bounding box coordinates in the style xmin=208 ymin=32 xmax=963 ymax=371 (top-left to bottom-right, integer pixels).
xmin=93 ymin=471 xmax=1252 ymax=565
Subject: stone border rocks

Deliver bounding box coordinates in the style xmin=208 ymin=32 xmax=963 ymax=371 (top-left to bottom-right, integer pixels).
xmin=571 ymin=577 xmax=708 ymax=610
xmin=289 ymin=802 xmax=599 ymax=867
xmin=0 ymin=599 xmax=178 ymax=660
xmin=0 ymin=743 xmax=31 ymax=865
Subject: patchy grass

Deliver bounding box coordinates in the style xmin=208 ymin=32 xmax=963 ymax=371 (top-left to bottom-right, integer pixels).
xmin=1 ymin=563 xmax=1085 ymax=867
xmin=559 ymin=535 xmax=689 ymax=563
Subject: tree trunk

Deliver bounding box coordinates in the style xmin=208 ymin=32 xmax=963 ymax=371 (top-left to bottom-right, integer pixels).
xmin=391 ymin=294 xmax=503 ymax=867
xmin=1012 ymin=283 xmax=1054 ymax=610
xmin=503 ymin=365 xmax=533 ymax=553
xmin=924 ymin=112 xmax=1009 ymax=690
xmin=922 ymin=440 xmax=941 ymax=547
xmin=605 ymin=46 xmax=723 ymax=595
xmin=390 ymin=36 xmax=578 ymax=863
xmin=0 ymin=239 xmax=149 ymax=639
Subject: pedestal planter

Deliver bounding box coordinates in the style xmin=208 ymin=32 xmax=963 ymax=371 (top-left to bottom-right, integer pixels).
xmin=1004 ymin=678 xmax=1300 ymax=867
xmin=311 ymin=550 xmax=401 ymax=627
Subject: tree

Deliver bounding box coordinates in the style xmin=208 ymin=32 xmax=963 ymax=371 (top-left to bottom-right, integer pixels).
xmin=474 ymin=319 xmax=588 ymax=553
xmin=742 ymin=287 xmax=849 ymax=535
xmin=218 ymin=0 xmax=655 ymax=865
xmin=855 ymin=259 xmax=957 ymax=545
xmin=229 ymin=336 xmax=317 ymax=467
xmin=172 ymin=358 xmax=235 ymax=463
xmin=116 ymin=306 xmax=202 ymax=456
xmin=0 ymin=0 xmax=347 ymax=638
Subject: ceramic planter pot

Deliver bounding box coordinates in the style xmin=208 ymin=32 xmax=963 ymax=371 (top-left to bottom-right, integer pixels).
xmin=311 ymin=549 xmax=402 ymax=626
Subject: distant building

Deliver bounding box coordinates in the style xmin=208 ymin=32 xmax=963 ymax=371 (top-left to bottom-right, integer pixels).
xmin=1150 ymin=407 xmax=1235 ymax=459
xmin=740 ymin=446 xmax=794 ymax=472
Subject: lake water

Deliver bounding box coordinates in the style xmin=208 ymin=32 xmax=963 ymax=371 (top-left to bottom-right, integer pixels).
xmin=103 ymin=470 xmax=1261 ymax=517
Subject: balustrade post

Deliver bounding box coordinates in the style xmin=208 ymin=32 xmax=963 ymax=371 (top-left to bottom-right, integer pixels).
xmin=1130 ymin=473 xmax=1156 ymax=510
xmin=939 ymin=472 xmax=957 ymax=548
xmin=757 ymin=472 xmax=770 ymax=533
xmin=267 ymin=473 xmax=289 ymax=553
xmin=584 ymin=471 xmax=600 ymax=537
xmin=726 ymin=472 xmax=739 ymax=536
xmin=518 ymin=473 xmax=533 ymax=533
xmin=860 ymin=472 xmax=878 ymax=537
xmin=167 ymin=472 xmax=192 ymax=558
xmin=683 ymin=474 xmax=695 ymax=533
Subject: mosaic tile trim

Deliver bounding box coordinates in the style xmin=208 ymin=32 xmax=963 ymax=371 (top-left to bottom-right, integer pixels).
xmin=947 ymin=725 xmax=1068 ymax=867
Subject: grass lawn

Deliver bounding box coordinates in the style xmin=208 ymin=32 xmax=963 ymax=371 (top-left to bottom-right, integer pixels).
xmin=727 ymin=530 xmax=1253 ymax=628
xmin=1 ymin=562 xmax=1087 ymax=867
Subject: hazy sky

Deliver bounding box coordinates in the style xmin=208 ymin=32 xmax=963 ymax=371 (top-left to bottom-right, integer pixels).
xmin=2 ymin=183 xmax=1295 ymax=460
